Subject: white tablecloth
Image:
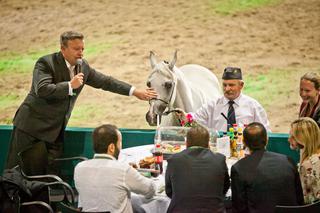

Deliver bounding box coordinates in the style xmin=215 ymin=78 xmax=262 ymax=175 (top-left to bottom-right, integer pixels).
xmin=119 ymin=145 xmax=237 ymax=213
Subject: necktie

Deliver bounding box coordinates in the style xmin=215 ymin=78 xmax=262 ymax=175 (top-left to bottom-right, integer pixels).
xmin=227 ymin=100 xmax=236 ymax=131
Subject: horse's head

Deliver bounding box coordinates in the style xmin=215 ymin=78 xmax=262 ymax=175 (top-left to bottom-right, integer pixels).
xmin=146 ymin=51 xmax=178 ymax=126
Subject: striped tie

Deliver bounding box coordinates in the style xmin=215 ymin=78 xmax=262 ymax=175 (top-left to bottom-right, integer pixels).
xmin=227 ymin=100 xmax=236 ymax=131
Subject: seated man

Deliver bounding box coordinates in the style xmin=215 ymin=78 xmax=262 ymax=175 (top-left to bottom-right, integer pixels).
xmin=165 ymin=125 xmax=230 ymax=213
xmin=74 ymin=124 xmax=156 ymax=213
xmin=231 ymin=122 xmax=304 ymax=213
xmin=178 ymin=67 xmax=270 ymax=132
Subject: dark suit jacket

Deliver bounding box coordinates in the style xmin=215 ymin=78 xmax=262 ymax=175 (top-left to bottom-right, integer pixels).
xmin=165 ymin=147 xmax=230 ymax=213
xmin=231 ymin=150 xmax=304 ymax=213
xmin=13 ymin=52 xmax=131 ymax=142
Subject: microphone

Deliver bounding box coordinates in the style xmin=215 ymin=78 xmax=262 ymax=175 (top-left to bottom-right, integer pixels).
xmin=75 ymin=59 xmax=83 ymax=75
xmin=221 ymin=112 xmax=230 ymax=124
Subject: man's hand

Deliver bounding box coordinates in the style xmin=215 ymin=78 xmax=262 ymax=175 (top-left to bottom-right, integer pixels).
xmin=174 ymin=108 xmax=187 ymax=122
xmin=133 ymin=88 xmax=158 ymax=101
xmin=70 ymin=73 xmax=84 ymax=89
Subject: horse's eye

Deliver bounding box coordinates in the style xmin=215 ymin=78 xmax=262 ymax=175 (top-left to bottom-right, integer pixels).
xmin=164 ymin=81 xmax=173 ymax=89
xmin=146 ymin=81 xmax=151 ymax=88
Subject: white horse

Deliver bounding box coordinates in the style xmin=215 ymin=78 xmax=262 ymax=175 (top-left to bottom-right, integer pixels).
xmin=145 ymin=51 xmax=222 ymax=126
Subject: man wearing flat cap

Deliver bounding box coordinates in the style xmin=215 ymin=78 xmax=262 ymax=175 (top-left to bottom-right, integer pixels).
xmin=179 ymin=67 xmax=270 ymax=132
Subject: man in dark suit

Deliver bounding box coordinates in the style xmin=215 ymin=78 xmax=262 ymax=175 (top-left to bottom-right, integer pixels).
xmin=165 ymin=125 xmax=230 ymax=213
xmin=5 ymin=31 xmax=157 ymax=174
xmin=231 ymin=122 xmax=304 ymax=213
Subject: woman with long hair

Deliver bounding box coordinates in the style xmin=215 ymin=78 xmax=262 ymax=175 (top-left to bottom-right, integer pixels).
xmin=289 ymin=117 xmax=320 ymax=203
xmin=299 ymin=72 xmax=320 ymax=127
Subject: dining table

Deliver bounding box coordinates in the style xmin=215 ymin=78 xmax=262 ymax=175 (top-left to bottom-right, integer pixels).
xmin=119 ymin=144 xmax=237 ymax=213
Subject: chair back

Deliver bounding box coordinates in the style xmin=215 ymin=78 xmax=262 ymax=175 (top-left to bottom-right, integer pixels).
xmin=275 ymin=200 xmax=320 ymax=213
xmin=54 ymin=156 xmax=88 ymax=187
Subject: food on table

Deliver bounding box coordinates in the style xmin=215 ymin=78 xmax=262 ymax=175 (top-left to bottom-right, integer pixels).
xmin=139 ymin=156 xmax=155 ymax=168
xmin=161 ymin=143 xmax=184 ymax=154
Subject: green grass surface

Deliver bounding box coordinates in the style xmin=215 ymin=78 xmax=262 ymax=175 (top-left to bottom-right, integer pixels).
xmin=243 ymin=69 xmax=299 ymax=108
xmin=0 ymin=94 xmax=20 ymax=110
xmin=211 ymin=0 xmax=280 ymax=14
xmin=0 ymin=42 xmax=113 ymax=74
xmin=69 ymin=104 xmax=104 ymax=126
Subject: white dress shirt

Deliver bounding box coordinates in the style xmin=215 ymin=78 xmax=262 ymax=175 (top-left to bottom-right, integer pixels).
xmin=65 ymin=60 xmax=75 ymax=96
xmin=192 ymin=93 xmax=271 ymax=132
xmin=74 ymin=153 xmax=156 ymax=213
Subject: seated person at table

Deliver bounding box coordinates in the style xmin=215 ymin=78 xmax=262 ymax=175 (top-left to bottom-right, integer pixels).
xmin=231 ymin=122 xmax=304 ymax=213
xmin=299 ymin=72 xmax=320 ymax=127
xmin=74 ymin=124 xmax=156 ymax=213
xmin=289 ymin=117 xmax=320 ymax=204
xmin=165 ymin=125 xmax=230 ymax=213
xmin=177 ymin=67 xmax=271 ymax=132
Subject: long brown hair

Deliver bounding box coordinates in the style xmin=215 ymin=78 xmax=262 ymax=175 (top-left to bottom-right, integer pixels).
xmin=291 ymin=117 xmax=320 ymax=162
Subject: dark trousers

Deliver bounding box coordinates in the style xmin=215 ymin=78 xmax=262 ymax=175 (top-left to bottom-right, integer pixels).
xmin=5 ymin=127 xmax=63 ymax=175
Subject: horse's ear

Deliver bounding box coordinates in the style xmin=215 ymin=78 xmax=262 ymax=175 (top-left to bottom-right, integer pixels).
xmin=169 ymin=50 xmax=178 ymax=71
xmin=150 ymin=51 xmax=157 ymax=70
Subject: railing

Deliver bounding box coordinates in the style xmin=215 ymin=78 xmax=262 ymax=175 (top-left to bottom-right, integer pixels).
xmin=0 ymin=125 xmax=299 ymax=174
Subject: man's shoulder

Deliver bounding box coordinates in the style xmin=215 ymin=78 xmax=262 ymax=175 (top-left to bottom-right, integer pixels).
xmin=264 ymin=151 xmax=289 ymax=160
xmin=240 ymin=93 xmax=258 ymax=102
xmin=168 ymin=148 xmax=225 ymax=162
xmin=239 ymin=94 xmax=264 ymax=106
xmin=233 ymin=151 xmax=293 ymax=170
xmin=75 ymin=159 xmax=130 ymax=170
xmin=201 ymin=96 xmax=224 ymax=109
xmin=36 ymin=52 xmax=61 ymax=65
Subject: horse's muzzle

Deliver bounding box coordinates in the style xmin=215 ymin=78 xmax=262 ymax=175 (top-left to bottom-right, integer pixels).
xmin=145 ymin=110 xmax=160 ymax=126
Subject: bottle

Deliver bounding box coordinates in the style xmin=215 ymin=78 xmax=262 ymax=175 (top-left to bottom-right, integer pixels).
xmin=152 ymin=143 xmax=163 ymax=177
xmin=236 ymin=127 xmax=244 ymax=159
xmin=228 ymin=127 xmax=236 ymax=157
xmin=232 ymin=124 xmax=238 ymax=137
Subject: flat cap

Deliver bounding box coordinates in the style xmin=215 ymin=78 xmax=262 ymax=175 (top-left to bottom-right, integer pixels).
xmin=222 ymin=67 xmax=242 ymax=80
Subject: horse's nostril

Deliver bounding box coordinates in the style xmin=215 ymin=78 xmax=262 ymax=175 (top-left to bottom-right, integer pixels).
xmin=146 ymin=110 xmax=161 ymax=126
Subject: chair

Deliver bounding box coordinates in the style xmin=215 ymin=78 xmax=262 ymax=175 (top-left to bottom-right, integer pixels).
xmin=54 ymin=156 xmax=88 ymax=187
xmin=17 ymin=142 xmax=87 ymax=189
xmin=17 ymin=142 xmax=87 ymax=183
xmin=1 ymin=168 xmax=74 ymax=213
xmin=275 ymin=200 xmax=320 ymax=213
xmin=20 ymin=200 xmax=54 ymax=213
xmin=17 ymin=143 xmax=87 ymax=210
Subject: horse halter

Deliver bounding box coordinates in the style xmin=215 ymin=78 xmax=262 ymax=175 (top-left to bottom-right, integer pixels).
xmin=148 ymin=81 xmax=176 ymax=115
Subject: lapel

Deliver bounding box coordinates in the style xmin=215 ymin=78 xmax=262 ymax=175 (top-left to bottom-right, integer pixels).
xmin=56 ymin=52 xmax=72 ymax=81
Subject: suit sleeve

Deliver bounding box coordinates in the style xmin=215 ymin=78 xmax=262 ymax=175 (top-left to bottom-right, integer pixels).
xmin=165 ymin=159 xmax=173 ymax=198
xmin=231 ymin=165 xmax=248 ymax=213
xmin=85 ymin=65 xmax=132 ymax=96
xmin=125 ymin=166 xmax=156 ymax=199
xmin=34 ymin=58 xmax=70 ymax=99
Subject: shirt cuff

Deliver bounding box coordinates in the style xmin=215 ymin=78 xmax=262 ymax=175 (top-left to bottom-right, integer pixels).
xmin=68 ymin=82 xmax=73 ymax=96
xmin=129 ymin=86 xmax=135 ymax=96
